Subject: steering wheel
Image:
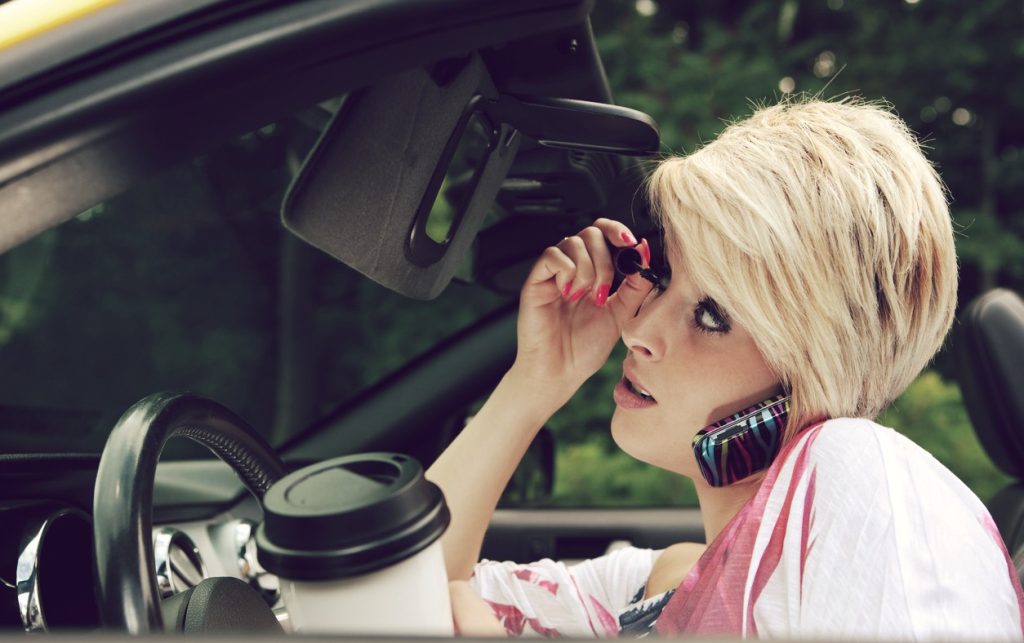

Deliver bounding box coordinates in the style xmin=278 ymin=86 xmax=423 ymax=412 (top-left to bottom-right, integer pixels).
xmin=92 ymin=392 xmax=288 ymax=634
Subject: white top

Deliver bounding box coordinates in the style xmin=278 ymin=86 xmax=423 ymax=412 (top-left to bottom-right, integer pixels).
xmin=469 ymin=418 xmax=1024 ymax=638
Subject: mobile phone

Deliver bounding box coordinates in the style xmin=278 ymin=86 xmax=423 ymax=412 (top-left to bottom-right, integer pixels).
xmin=691 ymin=394 xmax=790 ymax=487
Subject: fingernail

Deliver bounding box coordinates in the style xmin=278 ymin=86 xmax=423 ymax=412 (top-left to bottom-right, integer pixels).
xmin=562 ymin=281 xmax=573 ymax=298
xmin=570 ymin=288 xmax=587 ymax=302
xmin=640 ymin=238 xmax=651 ymax=267
xmin=620 ymin=231 xmax=638 ymax=245
xmin=595 ymin=284 xmax=610 ymax=306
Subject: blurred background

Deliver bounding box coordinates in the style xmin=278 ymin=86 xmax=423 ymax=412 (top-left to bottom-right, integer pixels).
xmin=547 ymin=0 xmax=1023 ymax=506
xmin=0 ymin=0 xmax=1020 ymax=509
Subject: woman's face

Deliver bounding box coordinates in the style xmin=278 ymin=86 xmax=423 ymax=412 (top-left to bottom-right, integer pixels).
xmin=610 ymin=255 xmax=781 ymax=481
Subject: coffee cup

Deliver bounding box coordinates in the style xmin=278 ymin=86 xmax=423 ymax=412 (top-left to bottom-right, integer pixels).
xmin=256 ymin=453 xmax=452 ymax=635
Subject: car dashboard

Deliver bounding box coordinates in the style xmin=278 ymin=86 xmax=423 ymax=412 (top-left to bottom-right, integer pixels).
xmin=0 ymin=457 xmax=280 ymax=633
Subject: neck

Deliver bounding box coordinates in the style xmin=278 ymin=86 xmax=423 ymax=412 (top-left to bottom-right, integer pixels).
xmin=693 ymin=474 xmax=764 ymax=544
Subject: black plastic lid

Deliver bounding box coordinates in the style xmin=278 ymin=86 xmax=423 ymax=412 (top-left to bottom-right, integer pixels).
xmin=255 ymin=453 xmax=449 ymax=580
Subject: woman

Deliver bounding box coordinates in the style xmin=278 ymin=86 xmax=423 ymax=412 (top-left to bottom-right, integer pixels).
xmin=426 ymin=97 xmax=1024 ymax=638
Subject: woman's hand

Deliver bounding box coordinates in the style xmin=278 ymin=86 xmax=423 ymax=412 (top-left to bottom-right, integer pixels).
xmin=512 ymin=218 xmax=656 ymax=398
xmin=449 ymin=580 xmax=507 ymax=637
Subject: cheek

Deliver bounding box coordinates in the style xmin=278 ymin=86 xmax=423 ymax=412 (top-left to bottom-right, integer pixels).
xmin=609 ymin=329 xmax=780 ymax=478
xmin=663 ymin=335 xmax=779 ymax=424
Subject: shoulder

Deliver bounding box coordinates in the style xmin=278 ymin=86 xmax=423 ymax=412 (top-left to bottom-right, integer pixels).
xmin=794 ymin=417 xmax=986 ymax=515
xmin=762 ymin=419 xmax=1024 ymax=637
xmin=795 ymin=416 xmax=900 ymax=459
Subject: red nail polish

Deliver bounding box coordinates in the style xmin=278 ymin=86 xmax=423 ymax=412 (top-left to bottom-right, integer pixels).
xmin=620 ymin=231 xmax=638 ymax=245
xmin=562 ymin=281 xmax=573 ymax=297
xmin=570 ymin=288 xmax=587 ymax=302
xmin=596 ymin=284 xmax=610 ymax=306
xmin=640 ymin=238 xmax=651 ymax=267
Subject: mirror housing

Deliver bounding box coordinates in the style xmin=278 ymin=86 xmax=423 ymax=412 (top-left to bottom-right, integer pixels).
xmin=282 ymin=56 xmax=660 ymax=300
xmin=483 ymin=94 xmax=659 ymax=156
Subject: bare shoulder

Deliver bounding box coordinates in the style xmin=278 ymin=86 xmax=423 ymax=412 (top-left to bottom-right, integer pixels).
xmin=644 ymin=542 xmax=707 ymax=598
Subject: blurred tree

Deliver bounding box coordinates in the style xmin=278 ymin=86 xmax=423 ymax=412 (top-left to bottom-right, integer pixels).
xmin=542 ymin=0 xmax=1023 ymax=506
xmin=591 ymin=0 xmax=1024 ymax=309
xmin=0 ymin=0 xmax=1017 ymax=507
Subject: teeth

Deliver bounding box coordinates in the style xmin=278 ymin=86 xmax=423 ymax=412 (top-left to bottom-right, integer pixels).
xmin=627 ymin=379 xmax=655 ymax=401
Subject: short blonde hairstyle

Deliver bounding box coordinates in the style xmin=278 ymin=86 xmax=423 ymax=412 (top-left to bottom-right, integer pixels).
xmin=647 ymin=96 xmax=957 ymax=438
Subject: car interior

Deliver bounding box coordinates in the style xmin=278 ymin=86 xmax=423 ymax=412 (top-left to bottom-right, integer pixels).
xmin=0 ymin=0 xmax=1021 ymax=637
xmin=0 ymin=0 xmax=704 ymax=634
xmin=955 ymin=288 xmax=1024 ymax=577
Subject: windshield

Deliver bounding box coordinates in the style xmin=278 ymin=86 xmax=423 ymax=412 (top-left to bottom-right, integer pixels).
xmin=0 ymin=100 xmax=508 ymax=458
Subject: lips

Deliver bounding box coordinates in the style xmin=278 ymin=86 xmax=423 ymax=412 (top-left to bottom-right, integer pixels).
xmin=615 ymin=362 xmax=657 ymax=409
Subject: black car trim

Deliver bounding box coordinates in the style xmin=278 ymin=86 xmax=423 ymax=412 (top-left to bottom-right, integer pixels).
xmin=281 ymin=300 xmax=518 ymax=465
xmin=0 ymin=1 xmax=595 ymax=254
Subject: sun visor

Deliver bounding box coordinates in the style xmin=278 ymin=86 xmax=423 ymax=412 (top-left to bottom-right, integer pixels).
xmin=282 ymin=54 xmax=518 ymax=300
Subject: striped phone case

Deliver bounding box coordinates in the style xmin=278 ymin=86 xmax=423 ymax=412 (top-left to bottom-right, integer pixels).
xmin=692 ymin=394 xmax=790 ymax=487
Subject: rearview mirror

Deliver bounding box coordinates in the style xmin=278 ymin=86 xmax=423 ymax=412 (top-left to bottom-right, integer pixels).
xmin=483 ymin=94 xmax=659 ymax=156
xmin=282 ymin=55 xmax=660 ymax=300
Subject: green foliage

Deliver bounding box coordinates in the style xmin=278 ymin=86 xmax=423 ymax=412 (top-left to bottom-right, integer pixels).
xmin=0 ymin=0 xmax=1018 ymax=511
xmin=591 ymin=0 xmax=1024 ymax=306
xmin=551 ymin=438 xmax=697 ymax=507
xmin=953 ymin=209 xmax=1024 ymax=284
xmin=536 ymin=0 xmax=1024 ymax=508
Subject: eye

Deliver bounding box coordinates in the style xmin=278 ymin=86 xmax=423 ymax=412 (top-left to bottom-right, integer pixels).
xmin=693 ymin=298 xmax=731 ymax=334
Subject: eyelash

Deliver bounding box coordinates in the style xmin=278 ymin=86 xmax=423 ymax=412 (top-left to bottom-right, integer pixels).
xmin=693 ymin=298 xmax=731 ymax=335
xmin=652 ymin=274 xmax=731 ymax=335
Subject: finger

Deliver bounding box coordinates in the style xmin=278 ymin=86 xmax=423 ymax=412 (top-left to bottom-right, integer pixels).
xmin=578 ymin=226 xmax=615 ymax=306
xmin=591 ymin=217 xmax=640 ymax=248
xmin=523 ymin=245 xmax=577 ymax=300
xmin=556 ymin=235 xmax=596 ymax=301
xmin=608 ymin=265 xmax=655 ymax=325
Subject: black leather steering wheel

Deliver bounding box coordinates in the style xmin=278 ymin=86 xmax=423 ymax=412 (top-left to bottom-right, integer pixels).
xmin=92 ymin=392 xmax=287 ymax=633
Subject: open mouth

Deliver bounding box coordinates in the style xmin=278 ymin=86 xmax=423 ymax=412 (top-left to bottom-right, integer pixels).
xmin=625 ymin=378 xmax=656 ymax=402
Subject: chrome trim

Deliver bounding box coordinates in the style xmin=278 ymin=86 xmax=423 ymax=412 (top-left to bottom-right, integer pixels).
xmin=274 ymin=604 xmax=291 ymax=632
xmin=15 ymin=508 xmax=90 ymax=632
xmin=226 ymin=518 xmax=280 ymax=605
xmin=16 ymin=526 xmax=44 ymax=632
xmin=152 ymin=527 xmax=206 ymax=598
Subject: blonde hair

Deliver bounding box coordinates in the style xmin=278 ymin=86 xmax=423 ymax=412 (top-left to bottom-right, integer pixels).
xmin=647 ymin=96 xmax=957 ymax=438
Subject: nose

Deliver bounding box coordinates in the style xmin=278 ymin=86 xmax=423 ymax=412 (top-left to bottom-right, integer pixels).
xmin=620 ymin=289 xmax=666 ymax=361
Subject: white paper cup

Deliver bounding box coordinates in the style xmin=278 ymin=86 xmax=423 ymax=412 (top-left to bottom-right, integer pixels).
xmin=257 ymin=453 xmax=452 ymax=636
xmin=280 ymin=539 xmax=452 ymax=635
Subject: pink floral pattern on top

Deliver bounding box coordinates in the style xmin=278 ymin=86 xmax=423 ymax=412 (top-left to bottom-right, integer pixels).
xmin=470 ymin=418 xmax=1024 ymax=639
xmin=471 ymin=546 xmax=660 ymax=637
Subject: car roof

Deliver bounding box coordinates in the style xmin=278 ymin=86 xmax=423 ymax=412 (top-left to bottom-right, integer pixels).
xmin=0 ymin=0 xmax=621 ymax=259
xmin=0 ymin=0 xmax=221 ymax=92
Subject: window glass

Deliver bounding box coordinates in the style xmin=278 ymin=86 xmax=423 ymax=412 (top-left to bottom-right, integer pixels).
xmin=0 ymin=102 xmax=508 ymax=458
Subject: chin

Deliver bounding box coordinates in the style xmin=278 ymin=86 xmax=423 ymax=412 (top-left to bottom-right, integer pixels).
xmin=611 ymin=407 xmax=706 ymax=479
xmin=610 ymin=410 xmax=676 ymax=474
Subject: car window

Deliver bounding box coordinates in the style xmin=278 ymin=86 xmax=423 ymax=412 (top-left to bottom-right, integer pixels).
xmin=0 ymin=100 xmax=508 ymax=458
